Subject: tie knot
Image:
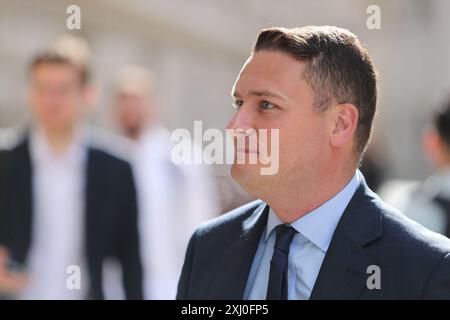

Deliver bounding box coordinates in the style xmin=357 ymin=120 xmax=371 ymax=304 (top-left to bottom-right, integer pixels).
xmin=273 ymin=225 xmax=298 ymax=253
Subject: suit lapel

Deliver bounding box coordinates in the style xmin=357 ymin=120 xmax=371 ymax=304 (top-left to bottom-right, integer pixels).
xmin=84 ymin=148 xmax=108 ymax=298
xmin=208 ymin=202 xmax=269 ymax=299
xmin=310 ymin=178 xmax=383 ymax=300
xmin=84 ymin=148 xmax=105 ymax=262
xmin=84 ymin=148 xmax=96 ymax=247
xmin=309 ymin=231 xmax=377 ymax=299
xmin=9 ymin=138 xmax=33 ymax=264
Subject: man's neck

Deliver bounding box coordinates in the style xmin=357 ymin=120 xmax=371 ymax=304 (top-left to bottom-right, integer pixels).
xmin=263 ymin=170 xmax=356 ymax=224
xmin=41 ymin=125 xmax=76 ymax=154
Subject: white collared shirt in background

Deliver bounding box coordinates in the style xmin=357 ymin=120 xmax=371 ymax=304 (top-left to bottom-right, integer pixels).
xmin=134 ymin=125 xmax=220 ymax=300
xmin=19 ymin=127 xmax=88 ymax=300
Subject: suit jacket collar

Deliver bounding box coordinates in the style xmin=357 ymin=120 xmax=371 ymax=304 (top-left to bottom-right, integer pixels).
xmin=310 ymin=175 xmax=383 ymax=299
xmin=337 ymin=172 xmax=383 ymax=246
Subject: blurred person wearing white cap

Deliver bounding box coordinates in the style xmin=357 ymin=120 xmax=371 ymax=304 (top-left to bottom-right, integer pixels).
xmin=113 ymin=65 xmax=220 ymax=299
xmin=0 ymin=34 xmax=143 ymax=299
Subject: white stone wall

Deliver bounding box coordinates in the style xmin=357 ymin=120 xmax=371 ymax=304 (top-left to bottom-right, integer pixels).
xmin=1 ymin=0 xmax=450 ymax=180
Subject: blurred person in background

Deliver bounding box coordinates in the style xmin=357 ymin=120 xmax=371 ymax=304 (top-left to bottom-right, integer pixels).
xmin=380 ymin=98 xmax=450 ymax=237
xmin=0 ymin=34 xmax=142 ymax=299
xmin=113 ymin=65 xmax=220 ymax=299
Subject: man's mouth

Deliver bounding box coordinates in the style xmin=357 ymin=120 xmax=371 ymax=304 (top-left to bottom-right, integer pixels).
xmin=236 ymin=148 xmax=259 ymax=154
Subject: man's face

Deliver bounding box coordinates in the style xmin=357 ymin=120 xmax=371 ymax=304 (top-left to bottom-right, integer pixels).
xmin=115 ymin=92 xmax=152 ymax=139
xmin=28 ymin=63 xmax=87 ymax=131
xmin=227 ymin=50 xmax=332 ymax=196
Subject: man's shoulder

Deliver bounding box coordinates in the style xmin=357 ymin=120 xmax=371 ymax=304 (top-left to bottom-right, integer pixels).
xmin=376 ymin=196 xmax=450 ymax=258
xmin=367 ymin=197 xmax=450 ymax=297
xmin=87 ymin=126 xmax=134 ymax=167
xmin=195 ymin=200 xmax=264 ymax=239
xmin=0 ymin=126 xmax=27 ymax=152
xmin=88 ymin=146 xmax=131 ymax=171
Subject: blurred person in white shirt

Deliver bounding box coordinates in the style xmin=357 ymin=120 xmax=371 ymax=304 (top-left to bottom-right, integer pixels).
xmin=113 ymin=65 xmax=220 ymax=299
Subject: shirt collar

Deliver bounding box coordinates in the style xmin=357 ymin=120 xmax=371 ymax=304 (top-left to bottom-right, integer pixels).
xmin=30 ymin=124 xmax=88 ymax=168
xmin=264 ymin=171 xmax=361 ymax=252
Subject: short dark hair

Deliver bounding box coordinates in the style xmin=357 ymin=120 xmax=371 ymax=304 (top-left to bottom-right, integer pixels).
xmin=434 ymin=98 xmax=450 ymax=147
xmin=29 ymin=52 xmax=89 ymax=86
xmin=253 ymin=26 xmax=378 ymax=156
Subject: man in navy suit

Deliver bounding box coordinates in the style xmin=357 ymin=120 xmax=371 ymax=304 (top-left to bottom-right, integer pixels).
xmin=177 ymin=26 xmax=450 ymax=300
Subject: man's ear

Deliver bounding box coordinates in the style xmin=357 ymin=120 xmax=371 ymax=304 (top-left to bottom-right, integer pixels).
xmin=329 ymin=103 xmax=359 ymax=148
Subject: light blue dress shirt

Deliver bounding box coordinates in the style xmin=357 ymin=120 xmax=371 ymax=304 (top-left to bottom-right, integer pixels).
xmin=244 ymin=171 xmax=361 ymax=300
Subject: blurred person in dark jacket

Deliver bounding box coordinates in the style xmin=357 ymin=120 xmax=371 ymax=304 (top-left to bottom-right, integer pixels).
xmin=0 ymin=35 xmax=142 ymax=299
xmin=381 ymin=98 xmax=450 ymax=237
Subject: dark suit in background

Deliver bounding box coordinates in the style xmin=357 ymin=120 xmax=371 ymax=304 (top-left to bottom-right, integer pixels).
xmin=177 ymin=175 xmax=450 ymax=299
xmin=0 ymin=133 xmax=143 ymax=299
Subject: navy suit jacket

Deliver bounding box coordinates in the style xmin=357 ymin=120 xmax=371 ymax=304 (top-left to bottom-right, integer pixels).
xmin=0 ymin=135 xmax=143 ymax=299
xmin=177 ymin=175 xmax=450 ymax=299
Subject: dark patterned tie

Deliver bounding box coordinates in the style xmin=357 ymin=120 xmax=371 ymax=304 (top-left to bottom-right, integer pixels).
xmin=266 ymin=224 xmax=298 ymax=300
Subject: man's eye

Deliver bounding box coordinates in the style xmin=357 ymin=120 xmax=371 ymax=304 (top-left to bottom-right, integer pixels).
xmin=260 ymin=100 xmax=275 ymax=110
xmin=233 ymin=100 xmax=243 ymax=109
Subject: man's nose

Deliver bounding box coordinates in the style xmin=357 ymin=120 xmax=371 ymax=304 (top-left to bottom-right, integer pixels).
xmin=226 ymin=105 xmax=255 ymax=133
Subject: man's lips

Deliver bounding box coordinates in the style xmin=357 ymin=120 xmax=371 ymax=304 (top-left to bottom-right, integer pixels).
xmin=236 ymin=148 xmax=259 ymax=154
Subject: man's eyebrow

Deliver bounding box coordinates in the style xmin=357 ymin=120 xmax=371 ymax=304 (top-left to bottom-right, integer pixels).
xmin=232 ymin=90 xmax=287 ymax=100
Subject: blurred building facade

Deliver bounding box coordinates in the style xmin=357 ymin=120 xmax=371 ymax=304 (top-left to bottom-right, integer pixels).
xmin=1 ymin=0 xmax=450 ymax=183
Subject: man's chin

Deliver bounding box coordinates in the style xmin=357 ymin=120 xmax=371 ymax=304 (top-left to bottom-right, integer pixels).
xmin=231 ymin=163 xmax=262 ymax=187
